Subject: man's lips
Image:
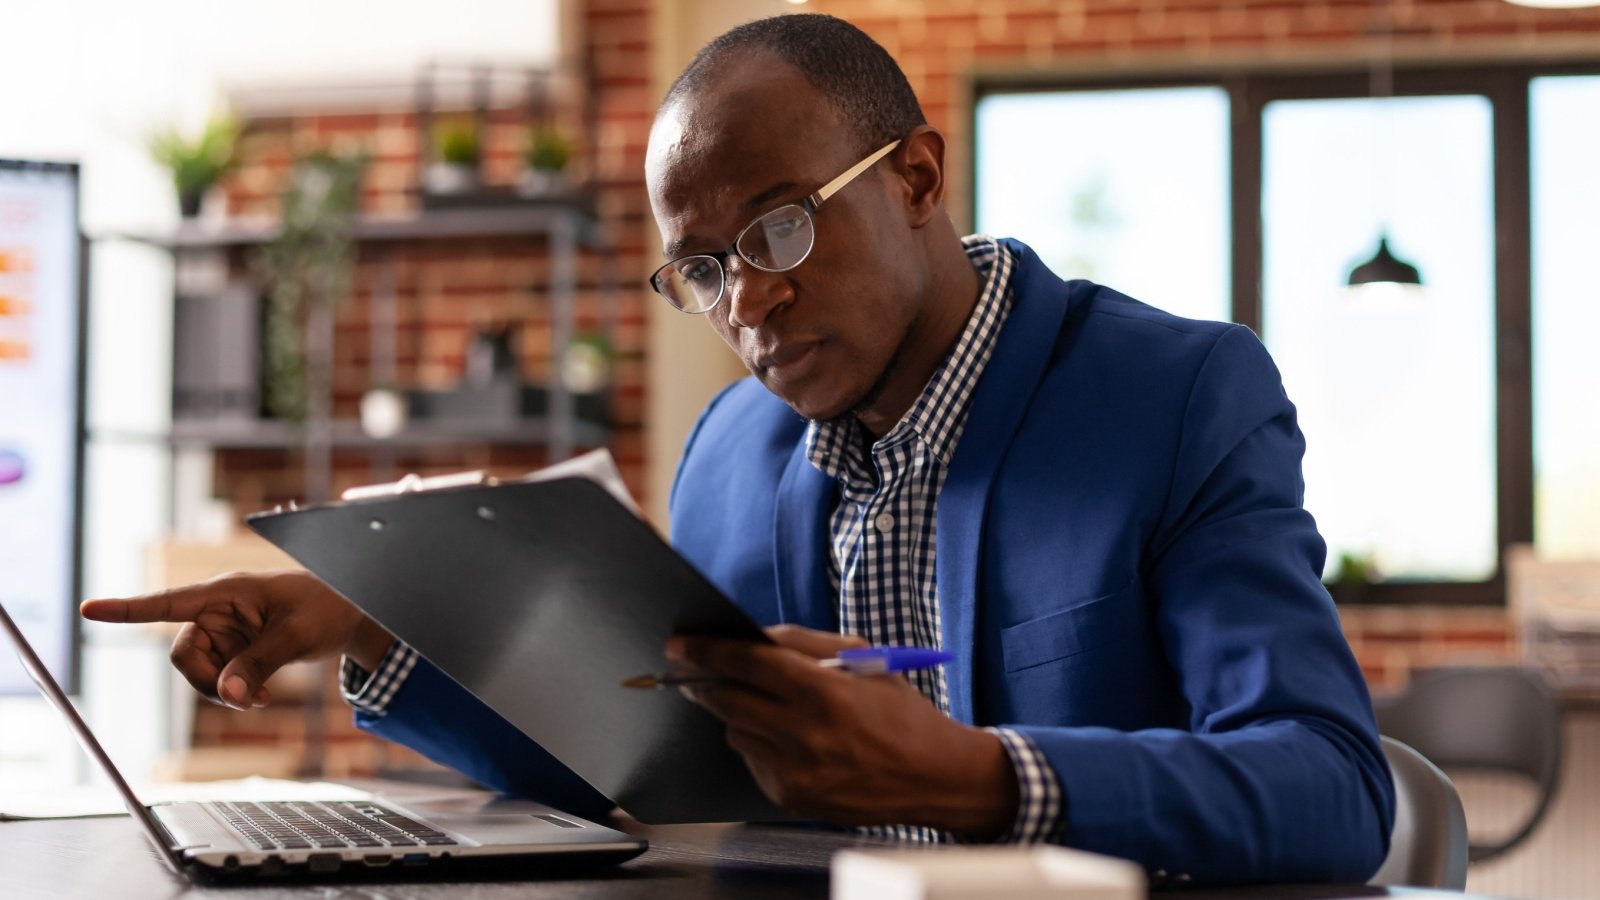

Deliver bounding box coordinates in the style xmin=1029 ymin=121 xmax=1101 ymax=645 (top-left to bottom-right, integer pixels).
xmin=754 ymin=341 xmax=822 ymax=382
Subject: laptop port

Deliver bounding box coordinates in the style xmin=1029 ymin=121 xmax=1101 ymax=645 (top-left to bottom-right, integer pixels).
xmin=307 ymin=853 xmax=342 ymax=873
xmin=362 ymin=854 xmax=393 ymax=867
xmin=402 ymin=853 xmax=429 ymax=867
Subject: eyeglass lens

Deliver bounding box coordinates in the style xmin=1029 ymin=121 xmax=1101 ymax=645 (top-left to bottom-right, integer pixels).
xmin=653 ymin=204 xmax=818 ymax=313
xmin=737 ymin=204 xmax=815 ymax=271
xmin=656 ymin=256 xmax=722 ymax=313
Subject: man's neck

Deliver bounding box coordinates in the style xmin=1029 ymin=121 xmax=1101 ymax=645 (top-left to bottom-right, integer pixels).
xmin=854 ymin=231 xmax=983 ymax=439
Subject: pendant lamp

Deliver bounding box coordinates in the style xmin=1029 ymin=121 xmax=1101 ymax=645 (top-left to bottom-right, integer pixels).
xmin=1348 ymin=235 xmax=1422 ymax=287
xmin=1346 ymin=0 xmax=1425 ymax=290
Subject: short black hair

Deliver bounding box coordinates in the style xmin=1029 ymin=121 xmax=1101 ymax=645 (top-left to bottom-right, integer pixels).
xmin=663 ymin=14 xmax=926 ymax=155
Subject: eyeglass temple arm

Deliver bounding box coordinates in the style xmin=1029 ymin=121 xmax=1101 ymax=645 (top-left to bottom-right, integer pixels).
xmin=805 ymin=140 xmax=902 ymax=208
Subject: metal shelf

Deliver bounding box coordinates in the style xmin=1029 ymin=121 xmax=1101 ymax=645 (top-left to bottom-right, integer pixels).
xmin=168 ymin=417 xmax=609 ymax=451
xmin=121 ymin=195 xmax=618 ymax=506
xmin=111 ymin=199 xmax=607 ymax=251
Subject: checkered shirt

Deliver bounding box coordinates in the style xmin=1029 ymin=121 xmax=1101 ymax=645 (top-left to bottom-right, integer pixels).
xmin=802 ymin=235 xmax=1061 ymax=844
xmin=340 ymin=235 xmax=1063 ymax=845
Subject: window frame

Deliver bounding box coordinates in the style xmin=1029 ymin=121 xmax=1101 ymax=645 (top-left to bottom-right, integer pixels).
xmin=971 ymin=59 xmax=1600 ymax=606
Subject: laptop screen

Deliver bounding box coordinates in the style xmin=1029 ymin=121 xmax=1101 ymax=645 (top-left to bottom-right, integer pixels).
xmin=0 ymin=599 xmax=183 ymax=874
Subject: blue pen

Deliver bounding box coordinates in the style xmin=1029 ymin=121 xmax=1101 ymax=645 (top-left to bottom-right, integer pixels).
xmin=621 ymin=645 xmax=953 ymax=689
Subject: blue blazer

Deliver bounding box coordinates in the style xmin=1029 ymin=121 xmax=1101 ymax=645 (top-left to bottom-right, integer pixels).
xmin=356 ymin=239 xmax=1394 ymax=884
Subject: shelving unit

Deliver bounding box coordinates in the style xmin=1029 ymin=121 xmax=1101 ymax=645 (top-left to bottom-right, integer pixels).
xmin=121 ymin=195 xmax=620 ymax=520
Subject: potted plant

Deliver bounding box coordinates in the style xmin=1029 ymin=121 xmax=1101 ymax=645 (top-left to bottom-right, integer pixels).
xmin=518 ymin=127 xmax=571 ymax=196
xmin=254 ymin=151 xmax=366 ymax=422
xmin=424 ymin=121 xmax=480 ymax=195
xmin=148 ymin=115 xmax=240 ymax=218
xmin=1327 ymin=551 xmax=1378 ymax=604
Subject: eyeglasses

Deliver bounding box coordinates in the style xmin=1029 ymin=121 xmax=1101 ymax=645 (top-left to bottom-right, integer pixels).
xmin=649 ymin=140 xmax=902 ymax=314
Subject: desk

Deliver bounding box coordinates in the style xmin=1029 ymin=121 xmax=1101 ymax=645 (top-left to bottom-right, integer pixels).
xmin=0 ymin=787 xmax=1491 ymax=900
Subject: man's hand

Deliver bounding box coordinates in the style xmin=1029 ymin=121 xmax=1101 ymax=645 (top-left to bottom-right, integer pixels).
xmin=80 ymin=570 xmax=393 ymax=711
xmin=669 ymin=624 xmax=1019 ymax=838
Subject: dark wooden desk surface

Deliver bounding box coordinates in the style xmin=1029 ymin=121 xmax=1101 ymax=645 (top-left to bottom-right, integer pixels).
xmin=0 ymin=781 xmax=1493 ymax=900
xmin=0 ymin=812 xmax=1495 ymax=900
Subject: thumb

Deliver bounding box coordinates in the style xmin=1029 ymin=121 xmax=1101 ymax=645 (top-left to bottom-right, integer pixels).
xmin=216 ymin=628 xmax=301 ymax=710
xmin=764 ymin=624 xmax=870 ymax=660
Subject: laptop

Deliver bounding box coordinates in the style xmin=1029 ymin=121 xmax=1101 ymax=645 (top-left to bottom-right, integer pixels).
xmin=0 ymin=600 xmax=646 ymax=883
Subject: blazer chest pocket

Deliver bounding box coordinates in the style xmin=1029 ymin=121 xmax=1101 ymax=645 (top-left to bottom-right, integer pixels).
xmin=1000 ymin=581 xmax=1146 ymax=674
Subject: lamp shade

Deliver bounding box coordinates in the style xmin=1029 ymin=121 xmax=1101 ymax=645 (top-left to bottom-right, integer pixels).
xmin=1347 ymin=236 xmax=1423 ymax=287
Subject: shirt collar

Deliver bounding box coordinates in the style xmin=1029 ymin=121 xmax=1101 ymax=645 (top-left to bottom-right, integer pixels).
xmin=805 ymin=235 xmax=1017 ymax=482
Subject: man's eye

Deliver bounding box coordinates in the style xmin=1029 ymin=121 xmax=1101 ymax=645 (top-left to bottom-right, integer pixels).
xmin=677 ymin=260 xmax=714 ymax=283
xmin=767 ymin=216 xmax=803 ymax=239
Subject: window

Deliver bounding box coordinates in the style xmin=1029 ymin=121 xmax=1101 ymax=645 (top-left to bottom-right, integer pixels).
xmin=1261 ymin=96 xmax=1497 ymax=582
xmin=1531 ymin=75 xmax=1600 ymax=560
xmin=974 ymin=86 xmax=1230 ymax=323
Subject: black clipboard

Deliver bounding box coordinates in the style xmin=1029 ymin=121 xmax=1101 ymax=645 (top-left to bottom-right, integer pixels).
xmin=245 ymin=468 xmax=789 ymax=824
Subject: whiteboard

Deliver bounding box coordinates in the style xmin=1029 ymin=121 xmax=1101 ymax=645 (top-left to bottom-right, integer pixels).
xmin=0 ymin=160 xmax=84 ymax=695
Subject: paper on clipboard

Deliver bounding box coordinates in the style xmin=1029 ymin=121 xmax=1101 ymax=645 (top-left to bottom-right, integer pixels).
xmin=339 ymin=449 xmax=639 ymax=518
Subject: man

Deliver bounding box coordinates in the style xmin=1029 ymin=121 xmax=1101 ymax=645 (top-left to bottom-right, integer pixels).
xmin=83 ymin=15 xmax=1394 ymax=884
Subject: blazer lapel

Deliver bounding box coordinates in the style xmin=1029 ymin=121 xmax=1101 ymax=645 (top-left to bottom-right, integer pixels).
xmin=938 ymin=242 xmax=1073 ymax=725
xmin=773 ymin=439 xmax=838 ymax=631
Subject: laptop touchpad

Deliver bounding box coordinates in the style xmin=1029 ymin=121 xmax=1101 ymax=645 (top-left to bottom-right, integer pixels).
xmin=430 ymin=813 xmax=586 ymax=843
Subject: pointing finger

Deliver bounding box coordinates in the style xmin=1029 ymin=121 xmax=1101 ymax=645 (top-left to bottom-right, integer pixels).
xmin=80 ymin=582 xmax=229 ymax=624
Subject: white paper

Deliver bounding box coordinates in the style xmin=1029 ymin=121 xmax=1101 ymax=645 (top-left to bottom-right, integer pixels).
xmin=340 ymin=448 xmax=639 ymax=518
xmin=516 ymin=448 xmax=640 ymax=517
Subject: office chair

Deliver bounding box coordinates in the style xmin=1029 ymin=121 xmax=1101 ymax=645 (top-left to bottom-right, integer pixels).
xmin=1369 ymin=736 xmax=1469 ymax=890
xmin=1374 ymin=666 xmax=1563 ymax=864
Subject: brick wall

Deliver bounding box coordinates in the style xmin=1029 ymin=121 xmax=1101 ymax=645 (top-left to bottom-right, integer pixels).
xmin=208 ymin=3 xmax=656 ymax=513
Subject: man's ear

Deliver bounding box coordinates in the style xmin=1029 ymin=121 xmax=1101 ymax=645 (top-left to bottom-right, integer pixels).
xmin=895 ymin=125 xmax=946 ymax=229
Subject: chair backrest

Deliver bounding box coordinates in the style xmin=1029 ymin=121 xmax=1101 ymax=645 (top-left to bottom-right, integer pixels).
xmin=1374 ymin=666 xmax=1563 ymax=862
xmin=1369 ymin=736 xmax=1469 ymax=890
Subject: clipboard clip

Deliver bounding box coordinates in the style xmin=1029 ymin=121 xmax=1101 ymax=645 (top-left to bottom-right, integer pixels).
xmin=339 ymin=470 xmax=501 ymax=502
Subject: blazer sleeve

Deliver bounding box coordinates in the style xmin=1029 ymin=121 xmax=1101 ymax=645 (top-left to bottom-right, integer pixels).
xmin=353 ymin=655 xmax=616 ymax=821
xmin=1008 ymin=325 xmax=1395 ymax=884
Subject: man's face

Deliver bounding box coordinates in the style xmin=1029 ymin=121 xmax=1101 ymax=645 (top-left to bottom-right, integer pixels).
xmin=646 ymin=57 xmax=928 ymax=422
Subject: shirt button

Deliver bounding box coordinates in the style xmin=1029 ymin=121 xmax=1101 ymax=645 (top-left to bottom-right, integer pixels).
xmin=874 ymin=513 xmax=896 ymax=533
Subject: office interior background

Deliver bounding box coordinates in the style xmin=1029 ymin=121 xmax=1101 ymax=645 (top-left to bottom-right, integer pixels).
xmin=0 ymin=0 xmax=1596 ymax=895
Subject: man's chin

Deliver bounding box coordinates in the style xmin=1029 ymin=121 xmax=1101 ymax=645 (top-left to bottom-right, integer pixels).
xmin=763 ymin=378 xmax=858 ymax=423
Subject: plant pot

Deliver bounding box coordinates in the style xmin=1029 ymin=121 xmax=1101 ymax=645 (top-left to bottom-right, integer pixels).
xmin=424 ymin=162 xmax=478 ymax=195
xmin=178 ymin=186 xmax=206 ymax=218
xmin=517 ymin=168 xmax=567 ymax=197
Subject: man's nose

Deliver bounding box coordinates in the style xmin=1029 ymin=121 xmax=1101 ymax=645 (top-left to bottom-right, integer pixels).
xmin=724 ymin=259 xmax=794 ymax=329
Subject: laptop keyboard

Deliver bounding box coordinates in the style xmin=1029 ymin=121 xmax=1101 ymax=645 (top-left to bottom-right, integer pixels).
xmin=208 ymin=800 xmax=459 ymax=852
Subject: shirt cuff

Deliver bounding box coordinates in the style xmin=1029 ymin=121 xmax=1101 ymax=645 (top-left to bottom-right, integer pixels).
xmin=987 ymin=727 xmax=1066 ymax=844
xmin=339 ymin=640 xmax=419 ymax=717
